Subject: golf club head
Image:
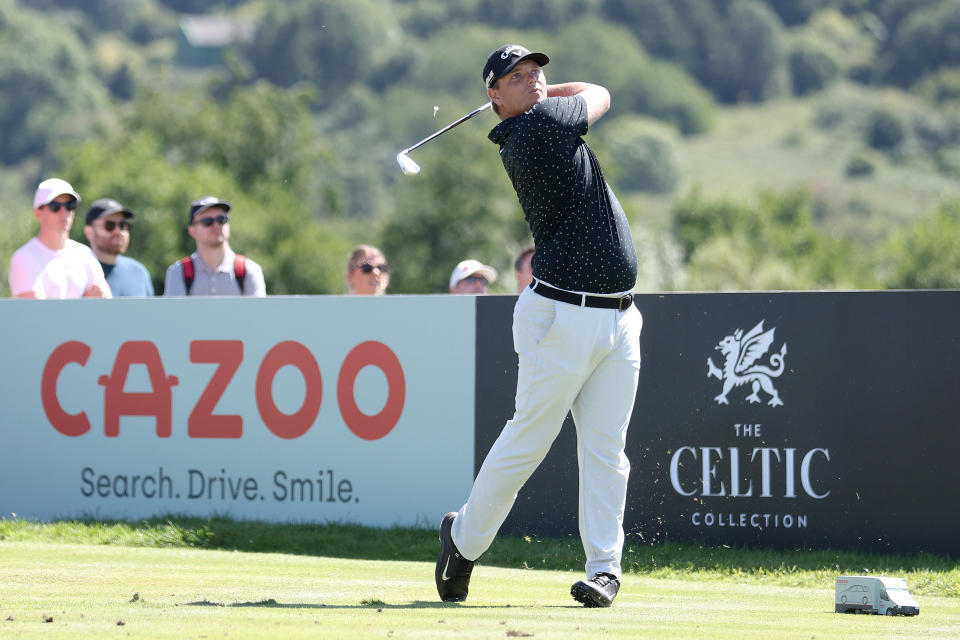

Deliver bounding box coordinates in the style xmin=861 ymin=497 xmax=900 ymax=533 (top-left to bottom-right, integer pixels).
xmin=396 ymin=152 xmax=421 ymax=175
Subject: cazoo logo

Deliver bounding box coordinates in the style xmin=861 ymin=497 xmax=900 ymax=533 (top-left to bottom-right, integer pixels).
xmin=706 ymin=320 xmax=787 ymax=407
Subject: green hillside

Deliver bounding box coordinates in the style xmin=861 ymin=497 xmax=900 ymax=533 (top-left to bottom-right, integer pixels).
xmin=2 ymin=0 xmax=959 ymax=295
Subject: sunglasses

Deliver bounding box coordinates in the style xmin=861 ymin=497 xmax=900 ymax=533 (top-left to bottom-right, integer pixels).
xmin=102 ymin=220 xmax=130 ymax=232
xmin=359 ymin=263 xmax=389 ymax=274
xmin=195 ymin=214 xmax=230 ymax=227
xmin=46 ymin=201 xmax=78 ymax=213
xmin=463 ymin=275 xmax=488 ymax=285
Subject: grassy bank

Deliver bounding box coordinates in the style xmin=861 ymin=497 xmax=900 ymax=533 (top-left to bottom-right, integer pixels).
xmin=2 ymin=515 xmax=957 ymax=596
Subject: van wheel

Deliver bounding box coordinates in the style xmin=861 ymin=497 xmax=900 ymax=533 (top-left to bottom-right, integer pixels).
xmin=885 ymin=608 xmax=895 ymax=616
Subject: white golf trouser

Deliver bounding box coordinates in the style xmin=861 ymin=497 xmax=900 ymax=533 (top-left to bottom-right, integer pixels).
xmin=452 ymin=286 xmax=642 ymax=579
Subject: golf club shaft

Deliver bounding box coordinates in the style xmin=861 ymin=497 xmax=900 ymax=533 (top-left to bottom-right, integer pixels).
xmin=401 ymin=102 xmax=491 ymax=155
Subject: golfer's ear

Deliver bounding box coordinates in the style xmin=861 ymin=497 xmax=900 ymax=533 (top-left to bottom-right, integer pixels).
xmin=487 ymin=87 xmax=501 ymax=108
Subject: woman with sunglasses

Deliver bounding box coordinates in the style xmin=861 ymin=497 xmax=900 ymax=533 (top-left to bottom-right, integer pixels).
xmin=345 ymin=245 xmax=390 ymax=296
xmin=8 ymin=178 xmax=111 ymax=299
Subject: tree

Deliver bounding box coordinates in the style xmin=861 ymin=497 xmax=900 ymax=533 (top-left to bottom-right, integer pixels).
xmin=126 ymin=81 xmax=339 ymax=211
xmin=379 ymin=134 xmax=529 ymax=294
xmin=762 ymin=0 xmax=829 ymax=25
xmin=877 ymin=0 xmax=960 ymax=86
xmin=56 ymin=78 xmax=360 ymax=295
xmin=672 ymin=189 xmax=866 ymax=289
xmin=883 ymin=200 xmax=960 ymax=289
xmin=552 ymin=17 xmax=715 ymax=133
xmin=789 ymin=39 xmax=840 ymax=96
xmin=0 ymin=0 xmax=109 ymax=163
xmin=604 ymin=0 xmax=789 ymax=104
xmin=241 ymin=0 xmax=395 ymax=101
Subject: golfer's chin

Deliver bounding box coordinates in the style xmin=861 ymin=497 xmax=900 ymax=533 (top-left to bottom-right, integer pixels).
xmin=525 ymin=95 xmax=544 ymax=111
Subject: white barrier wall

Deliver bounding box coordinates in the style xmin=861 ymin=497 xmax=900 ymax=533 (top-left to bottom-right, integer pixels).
xmin=0 ymin=296 xmax=476 ymax=526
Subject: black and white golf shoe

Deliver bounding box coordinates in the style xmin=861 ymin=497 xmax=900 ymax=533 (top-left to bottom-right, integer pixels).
xmin=570 ymin=572 xmax=620 ymax=608
xmin=435 ymin=511 xmax=474 ymax=602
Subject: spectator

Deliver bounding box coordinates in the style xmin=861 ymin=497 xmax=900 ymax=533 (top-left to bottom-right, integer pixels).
xmin=345 ymin=245 xmax=390 ymax=295
xmin=514 ymin=246 xmax=535 ymax=293
xmin=449 ymin=259 xmax=497 ymax=294
xmin=163 ymin=196 xmax=266 ymax=297
xmin=8 ymin=178 xmax=111 ymax=299
xmin=83 ymin=198 xmax=154 ymax=297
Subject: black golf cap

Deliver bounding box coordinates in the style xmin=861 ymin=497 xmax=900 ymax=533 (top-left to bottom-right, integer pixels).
xmin=483 ymin=44 xmax=549 ymax=88
xmin=189 ymin=196 xmax=232 ymax=224
xmin=85 ymin=198 xmax=134 ymax=225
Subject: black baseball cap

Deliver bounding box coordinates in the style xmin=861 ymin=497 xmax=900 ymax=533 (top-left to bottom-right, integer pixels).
xmin=482 ymin=44 xmax=549 ymax=88
xmin=85 ymin=198 xmax=134 ymax=225
xmin=189 ymin=196 xmax=232 ymax=224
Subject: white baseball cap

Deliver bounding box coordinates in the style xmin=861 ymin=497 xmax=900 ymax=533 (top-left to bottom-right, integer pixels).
xmin=449 ymin=259 xmax=498 ymax=290
xmin=34 ymin=178 xmax=80 ymax=209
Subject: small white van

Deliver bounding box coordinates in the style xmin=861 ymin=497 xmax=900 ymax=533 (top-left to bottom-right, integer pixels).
xmin=835 ymin=576 xmax=919 ymax=616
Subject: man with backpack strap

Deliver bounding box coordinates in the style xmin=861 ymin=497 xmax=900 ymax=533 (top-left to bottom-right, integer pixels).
xmin=163 ymin=196 xmax=266 ymax=297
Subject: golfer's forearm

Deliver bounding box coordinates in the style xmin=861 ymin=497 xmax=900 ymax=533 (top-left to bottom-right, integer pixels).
xmin=546 ymin=82 xmax=599 ymax=97
xmin=547 ymin=83 xmax=610 ymax=124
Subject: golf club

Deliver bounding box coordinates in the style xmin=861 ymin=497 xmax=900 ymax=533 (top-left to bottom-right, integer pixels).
xmin=396 ymin=102 xmax=492 ymax=175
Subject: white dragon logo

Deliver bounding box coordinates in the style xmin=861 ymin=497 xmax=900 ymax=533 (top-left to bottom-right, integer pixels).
xmin=706 ymin=320 xmax=787 ymax=407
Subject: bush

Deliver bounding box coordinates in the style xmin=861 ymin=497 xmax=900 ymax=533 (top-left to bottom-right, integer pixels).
xmin=812 ymin=83 xmax=877 ymax=131
xmin=845 ymin=153 xmax=875 ymax=177
xmin=866 ymin=108 xmax=905 ymax=150
xmin=598 ymin=118 xmax=680 ymax=194
xmin=628 ymin=61 xmax=716 ymax=135
xmin=883 ymin=200 xmax=960 ymax=289
xmin=789 ymin=39 xmax=839 ymax=96
xmin=671 ymin=189 xmax=863 ymax=289
xmin=910 ymin=108 xmax=960 ymax=154
xmin=913 ymin=68 xmax=960 ymax=106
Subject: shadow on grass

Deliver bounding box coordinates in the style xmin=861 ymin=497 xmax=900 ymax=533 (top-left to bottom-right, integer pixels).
xmin=182 ymin=599 xmax=520 ymax=610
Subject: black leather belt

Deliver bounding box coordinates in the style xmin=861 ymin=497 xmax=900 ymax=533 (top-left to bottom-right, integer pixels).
xmin=530 ymin=281 xmax=634 ymax=312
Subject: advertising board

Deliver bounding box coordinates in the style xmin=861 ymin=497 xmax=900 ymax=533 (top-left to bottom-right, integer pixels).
xmin=476 ymin=291 xmax=960 ymax=555
xmin=0 ymin=296 xmax=475 ymax=527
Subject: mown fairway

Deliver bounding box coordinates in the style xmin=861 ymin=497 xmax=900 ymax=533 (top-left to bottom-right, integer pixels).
xmin=2 ymin=540 xmax=958 ymax=639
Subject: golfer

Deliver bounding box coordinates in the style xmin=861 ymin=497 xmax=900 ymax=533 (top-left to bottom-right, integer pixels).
xmin=436 ymin=44 xmax=642 ymax=608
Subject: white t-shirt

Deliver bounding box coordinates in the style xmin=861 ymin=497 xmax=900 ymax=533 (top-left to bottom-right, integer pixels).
xmin=8 ymin=237 xmax=106 ymax=299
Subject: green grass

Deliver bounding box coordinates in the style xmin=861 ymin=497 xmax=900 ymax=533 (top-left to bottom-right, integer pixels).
xmin=2 ymin=517 xmax=959 ymax=638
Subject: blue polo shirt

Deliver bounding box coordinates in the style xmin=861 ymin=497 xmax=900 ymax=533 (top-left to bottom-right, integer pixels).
xmin=101 ymin=255 xmax=154 ymax=297
xmin=488 ymin=95 xmax=638 ymax=294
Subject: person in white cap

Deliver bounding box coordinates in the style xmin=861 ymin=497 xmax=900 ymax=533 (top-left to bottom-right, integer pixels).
xmin=8 ymin=178 xmax=111 ymax=299
xmin=163 ymin=196 xmax=266 ymax=297
xmin=449 ymin=259 xmax=498 ymax=294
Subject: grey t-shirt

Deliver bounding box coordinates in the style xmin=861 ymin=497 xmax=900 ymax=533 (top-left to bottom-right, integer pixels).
xmin=163 ymin=250 xmax=266 ymax=296
xmin=488 ymin=95 xmax=637 ymax=294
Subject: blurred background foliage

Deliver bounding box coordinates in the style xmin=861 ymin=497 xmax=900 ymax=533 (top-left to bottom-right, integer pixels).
xmin=1 ymin=0 xmax=959 ymax=295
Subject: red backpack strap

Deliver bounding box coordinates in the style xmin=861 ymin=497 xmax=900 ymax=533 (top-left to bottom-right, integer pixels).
xmin=179 ymin=257 xmax=195 ymax=295
xmin=234 ymin=254 xmax=247 ymax=294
